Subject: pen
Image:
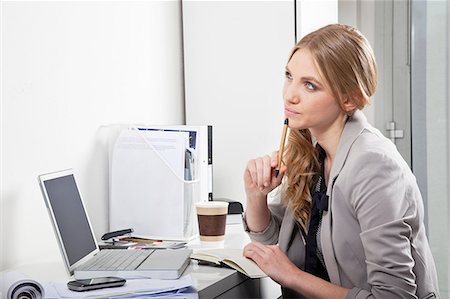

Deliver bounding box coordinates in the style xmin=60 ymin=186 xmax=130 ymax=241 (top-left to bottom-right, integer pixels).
xmin=275 ymin=118 xmax=289 ymax=177
xmin=119 ymin=237 xmax=162 ymax=243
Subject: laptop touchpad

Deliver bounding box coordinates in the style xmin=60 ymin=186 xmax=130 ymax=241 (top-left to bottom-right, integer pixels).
xmin=137 ymin=249 xmax=192 ymax=279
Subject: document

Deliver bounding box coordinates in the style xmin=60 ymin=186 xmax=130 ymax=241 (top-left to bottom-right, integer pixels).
xmin=115 ymin=129 xmax=189 ymax=180
xmin=109 ymin=125 xmax=212 ymax=240
xmin=110 ymin=128 xmax=198 ymax=240
xmin=190 ymin=249 xmax=267 ymax=279
xmin=137 ymin=127 xmax=199 ymax=181
xmin=43 ymin=275 xmax=196 ymax=298
xmin=136 ymin=125 xmax=212 ymax=201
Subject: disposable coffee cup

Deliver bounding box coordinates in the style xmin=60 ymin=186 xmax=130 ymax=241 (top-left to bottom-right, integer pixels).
xmin=195 ymin=201 xmax=229 ymax=246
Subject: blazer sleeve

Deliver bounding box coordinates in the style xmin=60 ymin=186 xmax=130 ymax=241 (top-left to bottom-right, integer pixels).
xmin=345 ymin=149 xmax=420 ymax=298
xmin=243 ymin=186 xmax=286 ymax=245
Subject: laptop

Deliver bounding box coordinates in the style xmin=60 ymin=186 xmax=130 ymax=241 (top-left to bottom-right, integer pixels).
xmin=38 ymin=169 xmax=192 ymax=280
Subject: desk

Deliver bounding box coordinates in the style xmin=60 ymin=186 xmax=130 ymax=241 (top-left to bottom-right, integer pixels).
xmin=188 ymin=222 xmax=281 ymax=298
xmin=2 ymin=223 xmax=281 ymax=298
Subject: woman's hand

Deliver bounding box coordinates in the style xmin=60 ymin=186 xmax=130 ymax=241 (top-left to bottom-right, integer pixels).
xmin=244 ymin=241 xmax=349 ymax=299
xmin=243 ymin=151 xmax=287 ymax=199
xmin=243 ymin=241 xmax=299 ymax=287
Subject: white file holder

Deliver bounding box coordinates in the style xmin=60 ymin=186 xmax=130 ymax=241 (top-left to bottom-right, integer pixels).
xmin=109 ymin=127 xmax=202 ymax=241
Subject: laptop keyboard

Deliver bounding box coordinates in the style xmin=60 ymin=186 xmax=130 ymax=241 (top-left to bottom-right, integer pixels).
xmin=78 ymin=249 xmax=154 ymax=271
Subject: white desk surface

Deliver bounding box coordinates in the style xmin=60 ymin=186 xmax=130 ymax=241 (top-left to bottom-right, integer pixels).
xmin=1 ymin=222 xmax=281 ymax=298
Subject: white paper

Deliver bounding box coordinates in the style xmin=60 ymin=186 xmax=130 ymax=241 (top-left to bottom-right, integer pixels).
xmin=0 ymin=271 xmax=45 ymax=299
xmin=110 ymin=129 xmax=189 ymax=239
xmin=43 ymin=275 xmax=196 ymax=299
xmin=137 ymin=125 xmax=210 ymax=202
xmin=115 ymin=129 xmax=188 ymax=180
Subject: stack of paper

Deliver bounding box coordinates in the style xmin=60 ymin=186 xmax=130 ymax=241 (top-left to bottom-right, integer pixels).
xmin=109 ymin=125 xmax=211 ymax=241
xmin=43 ymin=275 xmax=196 ymax=298
xmin=110 ymin=129 xmax=192 ymax=240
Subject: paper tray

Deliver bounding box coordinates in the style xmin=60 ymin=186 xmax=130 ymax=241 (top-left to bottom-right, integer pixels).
xmin=109 ymin=128 xmax=202 ymax=241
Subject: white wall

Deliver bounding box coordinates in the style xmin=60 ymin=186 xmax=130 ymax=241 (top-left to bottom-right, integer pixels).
xmin=1 ymin=1 xmax=184 ymax=270
xmin=426 ymin=1 xmax=450 ymax=295
xmin=338 ymin=0 xmax=376 ymax=125
xmin=183 ymin=1 xmax=340 ymax=207
xmin=297 ymin=0 xmax=338 ymax=39
xmin=183 ymin=1 xmax=295 ymax=207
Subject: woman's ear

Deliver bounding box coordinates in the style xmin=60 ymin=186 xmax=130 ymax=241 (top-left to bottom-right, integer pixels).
xmin=342 ymin=96 xmax=358 ymax=114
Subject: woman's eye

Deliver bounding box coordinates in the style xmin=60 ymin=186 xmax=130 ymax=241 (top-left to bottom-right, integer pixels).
xmin=305 ymin=82 xmax=316 ymax=90
xmin=285 ymin=71 xmax=292 ymax=80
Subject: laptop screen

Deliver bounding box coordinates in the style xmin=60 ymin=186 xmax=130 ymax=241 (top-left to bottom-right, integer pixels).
xmin=43 ymin=174 xmax=97 ymax=266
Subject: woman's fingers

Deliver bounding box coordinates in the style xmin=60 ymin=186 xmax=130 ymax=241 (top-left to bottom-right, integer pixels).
xmin=244 ymin=241 xmax=275 ymax=263
xmin=255 ymin=157 xmax=265 ymax=187
xmin=277 ymin=165 xmax=287 ymax=179
xmin=244 ymin=152 xmax=285 ymax=197
xmin=271 ymin=151 xmax=279 ymax=168
xmin=245 ymin=159 xmax=258 ymax=187
xmin=262 ymin=155 xmax=272 ymax=187
xmin=271 ymin=150 xmax=287 ymax=180
xmin=244 ymin=241 xmax=299 ymax=287
xmin=246 ymin=155 xmax=273 ymax=188
xmin=244 ymin=242 xmax=286 ymax=278
xmin=243 ymin=242 xmax=265 ymax=264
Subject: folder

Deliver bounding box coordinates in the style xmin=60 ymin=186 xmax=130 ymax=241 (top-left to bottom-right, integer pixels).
xmin=109 ymin=125 xmax=212 ymax=241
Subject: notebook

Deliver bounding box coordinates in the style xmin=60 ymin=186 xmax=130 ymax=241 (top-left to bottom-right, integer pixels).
xmin=38 ymin=169 xmax=192 ymax=280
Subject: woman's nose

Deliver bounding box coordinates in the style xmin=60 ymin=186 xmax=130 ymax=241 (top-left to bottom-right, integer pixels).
xmin=284 ymin=84 xmax=300 ymax=104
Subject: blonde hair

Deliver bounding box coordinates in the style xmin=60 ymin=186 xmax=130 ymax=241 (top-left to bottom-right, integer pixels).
xmin=283 ymin=24 xmax=378 ymax=231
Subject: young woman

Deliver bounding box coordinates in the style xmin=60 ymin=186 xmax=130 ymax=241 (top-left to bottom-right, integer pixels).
xmin=242 ymin=24 xmax=440 ymax=299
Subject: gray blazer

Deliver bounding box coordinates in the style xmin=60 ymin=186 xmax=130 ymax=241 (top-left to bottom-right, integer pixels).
xmin=245 ymin=110 xmax=440 ymax=299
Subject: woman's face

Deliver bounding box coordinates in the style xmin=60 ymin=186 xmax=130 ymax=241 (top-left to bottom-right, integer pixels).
xmin=283 ymin=48 xmax=345 ymax=135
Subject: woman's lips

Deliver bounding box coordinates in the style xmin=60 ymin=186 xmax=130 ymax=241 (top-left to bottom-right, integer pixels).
xmin=285 ymin=107 xmax=300 ymax=116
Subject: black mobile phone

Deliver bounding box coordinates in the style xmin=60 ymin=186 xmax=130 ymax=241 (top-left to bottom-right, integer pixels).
xmin=67 ymin=277 xmax=126 ymax=292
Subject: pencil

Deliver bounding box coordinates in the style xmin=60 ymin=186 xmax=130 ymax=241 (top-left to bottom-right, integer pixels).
xmin=275 ymin=118 xmax=289 ymax=177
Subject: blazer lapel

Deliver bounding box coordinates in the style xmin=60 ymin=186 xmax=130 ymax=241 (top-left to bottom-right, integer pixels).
xmin=321 ymin=209 xmax=340 ymax=283
xmin=326 ymin=110 xmax=367 ymax=197
xmin=322 ymin=110 xmax=367 ymax=284
xmin=278 ymin=204 xmax=296 ymax=250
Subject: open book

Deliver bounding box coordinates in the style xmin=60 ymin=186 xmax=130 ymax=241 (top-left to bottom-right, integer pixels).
xmin=190 ymin=248 xmax=267 ymax=279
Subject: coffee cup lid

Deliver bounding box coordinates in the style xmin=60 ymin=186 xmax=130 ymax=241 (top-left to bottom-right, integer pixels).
xmin=195 ymin=201 xmax=229 ymax=208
